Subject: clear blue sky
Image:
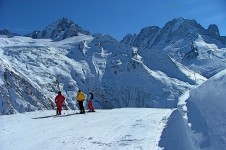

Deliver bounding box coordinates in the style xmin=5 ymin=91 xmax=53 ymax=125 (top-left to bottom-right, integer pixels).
xmin=0 ymin=0 xmax=225 ymax=40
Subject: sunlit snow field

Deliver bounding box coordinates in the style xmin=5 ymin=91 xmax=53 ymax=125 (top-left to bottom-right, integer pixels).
xmin=0 ymin=108 xmax=174 ymax=150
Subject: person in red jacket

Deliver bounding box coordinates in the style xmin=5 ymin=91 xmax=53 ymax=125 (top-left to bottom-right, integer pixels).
xmin=55 ymin=91 xmax=65 ymax=115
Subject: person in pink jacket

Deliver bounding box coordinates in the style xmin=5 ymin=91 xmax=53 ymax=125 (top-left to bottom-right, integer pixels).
xmin=88 ymin=92 xmax=95 ymax=112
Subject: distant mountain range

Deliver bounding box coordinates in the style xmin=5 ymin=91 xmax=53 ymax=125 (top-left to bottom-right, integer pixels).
xmin=121 ymin=17 xmax=225 ymax=48
xmin=121 ymin=17 xmax=226 ymax=78
xmin=0 ymin=29 xmax=20 ymax=37
xmin=0 ymin=17 xmax=225 ymax=114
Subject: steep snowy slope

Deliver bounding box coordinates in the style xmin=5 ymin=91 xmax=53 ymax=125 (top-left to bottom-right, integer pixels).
xmin=0 ymin=59 xmax=4 ymax=86
xmin=0 ymin=35 xmax=96 ymax=114
xmin=177 ymin=69 xmax=226 ymax=150
xmin=138 ymin=46 xmax=206 ymax=85
xmin=164 ymin=34 xmax=226 ymax=78
xmin=182 ymin=36 xmax=226 ymax=77
xmin=0 ymin=58 xmax=54 ymax=114
xmin=101 ymin=55 xmax=201 ymax=108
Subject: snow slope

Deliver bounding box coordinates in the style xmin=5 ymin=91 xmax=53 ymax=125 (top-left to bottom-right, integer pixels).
xmin=0 ymin=108 xmax=174 ymax=150
xmin=178 ymin=69 xmax=226 ymax=149
xmin=0 ymin=59 xmax=4 ymax=86
xmin=182 ymin=36 xmax=226 ymax=77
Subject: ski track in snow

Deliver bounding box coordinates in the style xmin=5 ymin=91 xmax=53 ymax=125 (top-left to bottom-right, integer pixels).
xmin=0 ymin=108 xmax=173 ymax=150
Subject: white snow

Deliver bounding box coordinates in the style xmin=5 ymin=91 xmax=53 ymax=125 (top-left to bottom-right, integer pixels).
xmin=178 ymin=69 xmax=226 ymax=149
xmin=0 ymin=59 xmax=4 ymax=86
xmin=0 ymin=108 xmax=174 ymax=150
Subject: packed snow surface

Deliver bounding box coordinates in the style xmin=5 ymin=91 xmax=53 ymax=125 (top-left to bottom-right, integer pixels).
xmin=0 ymin=108 xmax=174 ymax=150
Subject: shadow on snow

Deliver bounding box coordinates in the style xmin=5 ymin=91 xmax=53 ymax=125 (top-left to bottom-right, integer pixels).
xmin=158 ymin=109 xmax=193 ymax=150
xmin=32 ymin=113 xmax=81 ymax=119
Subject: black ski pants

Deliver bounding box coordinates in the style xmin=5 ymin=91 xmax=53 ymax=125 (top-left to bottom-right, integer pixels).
xmin=78 ymin=101 xmax=85 ymax=113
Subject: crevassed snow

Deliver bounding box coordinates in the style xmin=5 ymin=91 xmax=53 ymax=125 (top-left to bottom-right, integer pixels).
xmin=0 ymin=108 xmax=173 ymax=150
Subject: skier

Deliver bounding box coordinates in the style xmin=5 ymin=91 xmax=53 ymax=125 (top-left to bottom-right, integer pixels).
xmin=88 ymin=92 xmax=95 ymax=112
xmin=55 ymin=91 xmax=65 ymax=115
xmin=76 ymin=89 xmax=86 ymax=114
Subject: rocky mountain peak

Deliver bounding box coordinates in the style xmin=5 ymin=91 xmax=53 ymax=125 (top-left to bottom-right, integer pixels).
xmin=163 ymin=17 xmax=205 ymax=35
xmin=206 ymin=24 xmax=220 ymax=37
xmin=121 ymin=26 xmax=161 ymax=48
xmin=27 ymin=17 xmax=90 ymax=41
xmin=139 ymin=26 xmax=160 ymax=34
xmin=46 ymin=17 xmax=77 ymax=31
xmin=56 ymin=17 xmax=72 ymax=24
xmin=0 ymin=29 xmax=19 ymax=38
xmin=121 ymin=34 xmax=136 ymax=46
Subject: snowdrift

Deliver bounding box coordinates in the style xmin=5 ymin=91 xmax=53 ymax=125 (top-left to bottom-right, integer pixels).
xmin=179 ymin=69 xmax=226 ymax=150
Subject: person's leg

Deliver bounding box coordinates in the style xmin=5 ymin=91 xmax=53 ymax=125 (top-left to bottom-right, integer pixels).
xmin=81 ymin=101 xmax=85 ymax=113
xmin=90 ymin=101 xmax=94 ymax=111
xmin=88 ymin=101 xmax=92 ymax=111
xmin=78 ymin=101 xmax=83 ymax=113
xmin=57 ymin=107 xmax=60 ymax=115
xmin=59 ymin=106 xmax=62 ymax=115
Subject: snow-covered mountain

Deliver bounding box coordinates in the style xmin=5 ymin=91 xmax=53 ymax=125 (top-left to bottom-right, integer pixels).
xmin=1 ymin=17 xmax=226 ymax=115
xmin=0 ymin=32 xmax=204 ymax=114
xmin=121 ymin=17 xmax=226 ymax=48
xmin=121 ymin=17 xmax=226 ymax=78
xmin=26 ymin=17 xmax=90 ymax=41
xmin=121 ymin=18 xmax=204 ymax=48
xmin=0 ymin=59 xmax=54 ymax=114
